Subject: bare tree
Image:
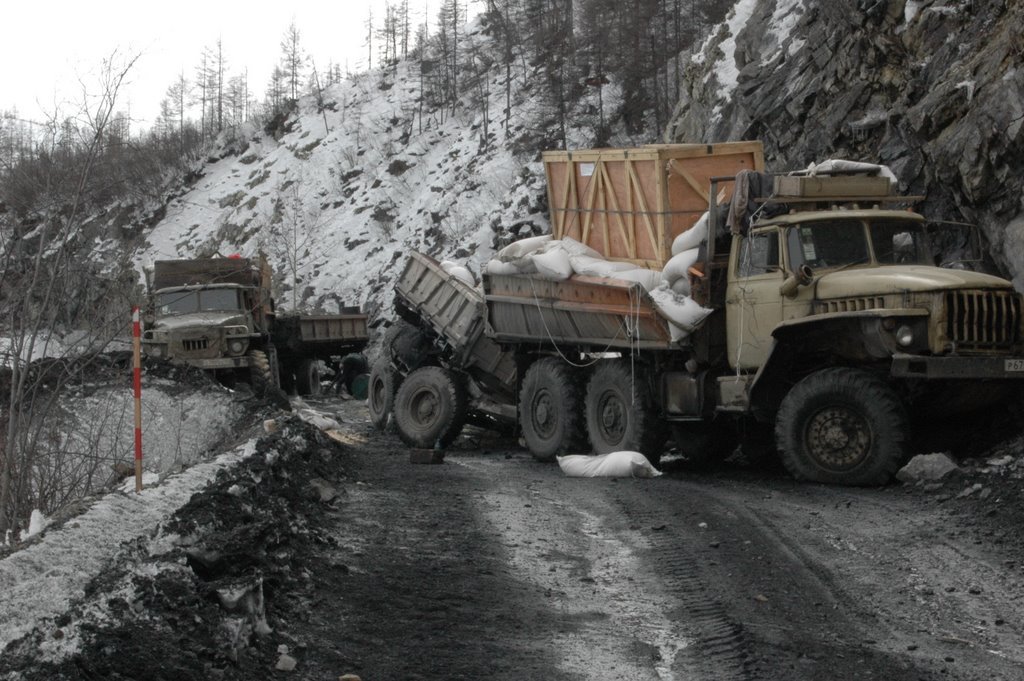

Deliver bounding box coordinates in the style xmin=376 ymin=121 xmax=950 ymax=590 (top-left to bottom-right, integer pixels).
xmin=0 ymin=51 xmax=142 ymax=538
xmin=280 ymin=21 xmax=306 ymax=101
xmin=265 ymin=179 xmax=319 ymax=311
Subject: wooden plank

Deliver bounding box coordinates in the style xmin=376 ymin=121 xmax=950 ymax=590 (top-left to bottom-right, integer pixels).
xmin=626 ymin=160 xmax=660 ymax=265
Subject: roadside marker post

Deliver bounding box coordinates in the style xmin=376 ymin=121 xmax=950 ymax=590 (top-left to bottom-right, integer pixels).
xmin=132 ymin=307 xmax=143 ymax=493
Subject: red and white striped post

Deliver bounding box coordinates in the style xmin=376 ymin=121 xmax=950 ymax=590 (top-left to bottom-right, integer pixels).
xmin=132 ymin=307 xmax=143 ymax=493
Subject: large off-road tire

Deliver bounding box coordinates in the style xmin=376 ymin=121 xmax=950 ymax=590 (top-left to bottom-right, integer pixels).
xmin=775 ymin=368 xmax=909 ymax=486
xmin=367 ymin=360 xmax=397 ymax=431
xmin=386 ymin=319 xmax=433 ymax=372
xmin=295 ymin=357 xmax=321 ymax=396
xmin=249 ymin=349 xmax=291 ymax=410
xmin=585 ymin=361 xmax=668 ymax=464
xmin=249 ymin=349 xmax=274 ymax=390
xmin=519 ymin=357 xmax=586 ymax=462
xmin=393 ymin=366 xmax=468 ymax=448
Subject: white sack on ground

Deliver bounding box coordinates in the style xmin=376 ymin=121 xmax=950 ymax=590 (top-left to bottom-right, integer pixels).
xmin=569 ymin=254 xmax=635 ymax=277
xmin=672 ymin=212 xmax=709 ymax=255
xmin=611 ymin=267 xmax=663 ymax=292
xmin=531 ymin=247 xmax=573 ymax=280
xmin=557 ymin=451 xmax=661 ymax=478
xmin=662 ymin=248 xmax=700 ymax=286
xmin=651 ymin=284 xmax=713 ymax=339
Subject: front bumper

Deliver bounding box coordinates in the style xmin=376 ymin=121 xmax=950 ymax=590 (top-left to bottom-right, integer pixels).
xmin=176 ymin=356 xmax=253 ymax=370
xmin=892 ymin=354 xmax=1024 ymax=380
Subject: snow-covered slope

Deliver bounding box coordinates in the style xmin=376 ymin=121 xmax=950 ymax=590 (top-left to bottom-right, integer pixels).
xmin=138 ymin=55 xmax=549 ymax=325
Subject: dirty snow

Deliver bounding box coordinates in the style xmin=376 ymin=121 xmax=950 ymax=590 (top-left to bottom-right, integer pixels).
xmin=0 ymin=439 xmax=259 ymax=651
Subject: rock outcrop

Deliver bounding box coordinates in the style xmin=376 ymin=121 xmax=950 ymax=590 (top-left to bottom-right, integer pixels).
xmin=667 ymin=0 xmax=1024 ymax=285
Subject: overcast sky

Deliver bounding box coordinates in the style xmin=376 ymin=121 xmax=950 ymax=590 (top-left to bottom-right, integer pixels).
xmin=1 ymin=0 xmax=480 ymax=133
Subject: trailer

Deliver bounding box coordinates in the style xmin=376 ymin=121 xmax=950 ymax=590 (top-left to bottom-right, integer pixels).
xmin=368 ymin=252 xmax=517 ymax=447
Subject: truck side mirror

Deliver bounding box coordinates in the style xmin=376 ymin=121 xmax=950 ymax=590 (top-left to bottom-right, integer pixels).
xmin=780 ymin=264 xmax=814 ymax=298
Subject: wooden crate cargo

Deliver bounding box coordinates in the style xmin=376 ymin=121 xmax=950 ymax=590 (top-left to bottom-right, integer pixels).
xmin=543 ymin=141 xmax=764 ymax=269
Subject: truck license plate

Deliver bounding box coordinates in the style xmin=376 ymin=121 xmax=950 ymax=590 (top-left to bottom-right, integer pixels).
xmin=1006 ymin=359 xmax=1024 ymax=372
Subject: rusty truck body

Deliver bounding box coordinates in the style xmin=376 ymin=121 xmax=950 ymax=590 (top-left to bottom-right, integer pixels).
xmin=142 ymin=255 xmax=368 ymax=395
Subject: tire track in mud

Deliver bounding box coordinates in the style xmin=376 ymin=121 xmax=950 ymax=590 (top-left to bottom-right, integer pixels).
xmin=612 ymin=501 xmax=754 ymax=681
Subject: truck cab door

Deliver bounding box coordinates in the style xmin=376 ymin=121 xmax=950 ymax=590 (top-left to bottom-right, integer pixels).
xmin=726 ymin=228 xmax=785 ymax=370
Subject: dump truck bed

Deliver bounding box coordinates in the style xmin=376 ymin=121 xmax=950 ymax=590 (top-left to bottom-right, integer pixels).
xmin=395 ymin=252 xmax=516 ymax=399
xmin=483 ymin=273 xmax=676 ymax=350
xmin=273 ymin=313 xmax=369 ymax=355
xmin=152 ymin=258 xmax=262 ymax=288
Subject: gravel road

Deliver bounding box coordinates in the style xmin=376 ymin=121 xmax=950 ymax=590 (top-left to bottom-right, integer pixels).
xmin=4 ymin=396 xmax=1024 ymax=681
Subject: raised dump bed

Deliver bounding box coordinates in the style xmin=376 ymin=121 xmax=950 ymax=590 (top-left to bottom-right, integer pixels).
xmin=484 ymin=273 xmax=675 ymax=350
xmin=394 ymin=252 xmax=516 ymax=400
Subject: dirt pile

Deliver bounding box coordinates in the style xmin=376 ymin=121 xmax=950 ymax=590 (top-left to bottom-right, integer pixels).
xmin=0 ymin=415 xmax=354 ymax=681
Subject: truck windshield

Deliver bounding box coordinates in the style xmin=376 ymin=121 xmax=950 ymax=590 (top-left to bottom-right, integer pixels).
xmin=156 ymin=288 xmax=241 ymax=315
xmin=789 ymin=220 xmax=869 ymax=270
xmin=869 ymin=219 xmax=932 ymax=265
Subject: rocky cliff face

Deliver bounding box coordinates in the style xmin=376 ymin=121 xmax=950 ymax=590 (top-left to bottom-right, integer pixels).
xmin=667 ymin=0 xmax=1024 ymax=286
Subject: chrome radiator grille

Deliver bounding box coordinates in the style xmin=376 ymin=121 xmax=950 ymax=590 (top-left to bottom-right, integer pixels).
xmin=945 ymin=290 xmax=1020 ymax=349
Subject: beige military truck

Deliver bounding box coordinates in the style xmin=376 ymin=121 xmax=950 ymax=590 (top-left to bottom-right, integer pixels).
xmin=142 ymin=255 xmax=369 ymax=395
xmin=481 ymin=143 xmax=1024 ymax=485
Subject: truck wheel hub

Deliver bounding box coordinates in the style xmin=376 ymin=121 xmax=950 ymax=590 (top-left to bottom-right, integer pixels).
xmin=806 ymin=407 xmax=870 ymax=468
xmin=412 ymin=390 xmax=438 ymax=422
xmin=532 ymin=391 xmax=554 ymax=435
xmin=599 ymin=395 xmax=625 ymax=438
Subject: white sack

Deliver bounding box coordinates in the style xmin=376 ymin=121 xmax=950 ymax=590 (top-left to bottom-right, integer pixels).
xmin=447 ymin=265 xmax=476 ymax=287
xmin=569 ymin=254 xmax=635 ymax=277
xmin=662 ymin=247 xmax=700 ymax=286
xmin=672 ymin=212 xmax=708 ymax=255
xmin=556 ymin=236 xmax=602 ymax=259
xmin=557 ymin=451 xmax=661 ymax=478
xmin=612 ymin=267 xmax=663 ymax=292
xmin=650 ymin=284 xmax=713 ymax=338
xmin=671 ymin=277 xmax=691 ymax=297
xmin=531 ymin=248 xmax=573 ymax=280
xmin=495 ymin=234 xmax=551 ymax=261
xmin=808 ymin=159 xmax=898 ymax=187
xmin=485 ymin=259 xmax=523 ymax=276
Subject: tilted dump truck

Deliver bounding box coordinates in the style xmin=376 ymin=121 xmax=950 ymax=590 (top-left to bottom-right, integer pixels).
xmin=142 ymin=255 xmax=369 ymax=395
xmin=368 ymin=251 xmax=517 ymax=447
xmin=476 ymin=141 xmax=1024 ymax=485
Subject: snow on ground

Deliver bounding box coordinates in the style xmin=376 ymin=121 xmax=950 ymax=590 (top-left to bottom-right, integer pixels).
xmin=59 ymin=377 xmax=243 ymax=478
xmin=0 ymin=438 xmax=259 ymax=652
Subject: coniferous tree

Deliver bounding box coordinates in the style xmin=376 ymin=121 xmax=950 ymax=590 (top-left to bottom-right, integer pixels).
xmin=280 ymin=22 xmax=305 ymax=101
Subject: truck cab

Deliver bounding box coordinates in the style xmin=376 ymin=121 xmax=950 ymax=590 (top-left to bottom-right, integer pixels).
xmin=143 ymin=282 xmax=259 ymax=369
xmin=720 ymin=189 xmax=1024 ymax=484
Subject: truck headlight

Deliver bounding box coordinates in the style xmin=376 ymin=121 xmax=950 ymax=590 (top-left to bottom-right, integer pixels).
xmin=149 ymin=344 xmax=164 ymax=358
xmin=895 ymin=325 xmax=915 ymax=347
xmin=229 ymin=340 xmax=245 ymax=354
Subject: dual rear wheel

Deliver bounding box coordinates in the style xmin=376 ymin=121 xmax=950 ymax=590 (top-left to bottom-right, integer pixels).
xmin=518 ymin=358 xmax=666 ymax=464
